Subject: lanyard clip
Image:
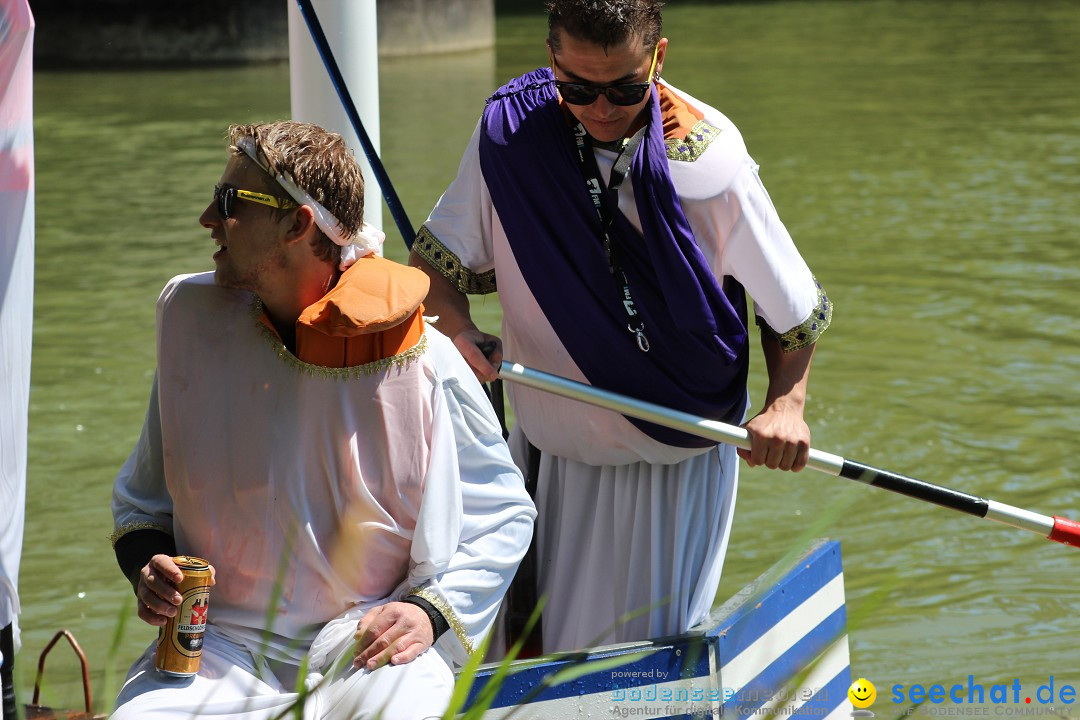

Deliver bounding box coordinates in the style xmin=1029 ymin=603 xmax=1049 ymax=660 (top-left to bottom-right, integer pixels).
xmin=628 ymin=323 xmax=650 ymax=353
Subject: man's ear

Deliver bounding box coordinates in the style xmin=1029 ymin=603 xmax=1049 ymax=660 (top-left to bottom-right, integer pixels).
xmin=283 ymin=204 xmax=317 ymax=246
xmin=655 ymin=37 xmax=668 ymax=77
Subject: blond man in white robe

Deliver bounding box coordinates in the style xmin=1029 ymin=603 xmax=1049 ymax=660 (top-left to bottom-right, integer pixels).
xmin=110 ymin=121 xmax=535 ymax=720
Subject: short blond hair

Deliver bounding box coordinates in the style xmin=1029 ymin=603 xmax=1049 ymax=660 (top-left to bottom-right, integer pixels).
xmin=228 ymin=121 xmax=365 ymax=263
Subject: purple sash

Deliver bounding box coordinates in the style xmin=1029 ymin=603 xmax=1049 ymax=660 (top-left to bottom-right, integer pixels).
xmin=479 ymin=69 xmax=748 ymax=447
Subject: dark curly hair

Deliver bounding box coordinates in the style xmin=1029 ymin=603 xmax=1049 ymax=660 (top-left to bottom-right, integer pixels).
xmin=546 ymin=0 xmax=664 ymax=52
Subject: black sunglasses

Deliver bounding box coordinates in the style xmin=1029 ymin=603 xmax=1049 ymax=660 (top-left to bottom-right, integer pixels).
xmin=213 ymin=184 xmax=297 ymax=219
xmin=555 ymin=80 xmax=652 ymax=107
xmin=551 ymin=44 xmax=659 ymax=107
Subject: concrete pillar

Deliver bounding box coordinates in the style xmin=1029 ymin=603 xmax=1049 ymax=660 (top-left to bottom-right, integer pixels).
xmin=378 ymin=0 xmax=494 ymax=57
xmin=31 ymin=0 xmax=494 ymax=65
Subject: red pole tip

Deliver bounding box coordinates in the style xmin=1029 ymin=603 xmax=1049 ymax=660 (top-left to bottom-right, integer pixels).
xmin=1048 ymin=516 xmax=1080 ymax=548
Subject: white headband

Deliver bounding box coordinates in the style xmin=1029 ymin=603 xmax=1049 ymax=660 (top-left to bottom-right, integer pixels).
xmin=236 ymin=136 xmax=383 ymax=268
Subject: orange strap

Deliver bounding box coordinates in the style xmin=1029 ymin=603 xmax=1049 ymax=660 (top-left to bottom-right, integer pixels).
xmin=657 ymin=84 xmax=705 ymax=142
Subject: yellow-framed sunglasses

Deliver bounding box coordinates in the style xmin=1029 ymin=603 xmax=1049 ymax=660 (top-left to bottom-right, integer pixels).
xmin=214 ymin=184 xmax=298 ymax=219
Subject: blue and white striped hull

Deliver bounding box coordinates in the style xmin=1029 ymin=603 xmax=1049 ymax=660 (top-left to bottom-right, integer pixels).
xmin=463 ymin=539 xmax=852 ymax=720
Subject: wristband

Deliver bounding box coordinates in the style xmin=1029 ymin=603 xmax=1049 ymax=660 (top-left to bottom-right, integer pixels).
xmin=401 ymin=595 xmax=449 ymax=641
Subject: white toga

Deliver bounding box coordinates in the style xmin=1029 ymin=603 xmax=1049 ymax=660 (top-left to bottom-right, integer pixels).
xmin=417 ymin=80 xmax=830 ymax=652
xmin=110 ymin=273 xmax=536 ymax=719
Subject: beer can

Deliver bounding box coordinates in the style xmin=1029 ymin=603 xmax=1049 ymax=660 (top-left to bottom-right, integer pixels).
xmin=154 ymin=555 xmax=212 ymax=676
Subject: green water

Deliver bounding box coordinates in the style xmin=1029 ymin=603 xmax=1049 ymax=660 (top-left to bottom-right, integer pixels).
xmin=18 ymin=1 xmax=1080 ymax=712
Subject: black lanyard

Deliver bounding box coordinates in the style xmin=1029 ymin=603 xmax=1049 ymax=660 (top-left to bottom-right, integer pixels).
xmin=569 ymin=120 xmax=651 ymax=352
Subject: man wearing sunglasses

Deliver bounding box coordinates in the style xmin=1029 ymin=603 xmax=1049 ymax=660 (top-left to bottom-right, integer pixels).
xmin=109 ymin=121 xmax=535 ymax=719
xmin=410 ymin=0 xmax=833 ymax=655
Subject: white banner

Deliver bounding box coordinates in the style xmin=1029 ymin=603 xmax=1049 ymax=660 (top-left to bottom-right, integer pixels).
xmin=0 ymin=0 xmax=35 ymax=644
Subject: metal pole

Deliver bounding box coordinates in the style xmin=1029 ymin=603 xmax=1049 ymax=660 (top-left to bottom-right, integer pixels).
xmin=499 ymin=360 xmax=1080 ymax=549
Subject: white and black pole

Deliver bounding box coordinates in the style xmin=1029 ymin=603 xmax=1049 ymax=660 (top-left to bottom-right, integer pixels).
xmin=499 ymin=361 xmax=1080 ymax=548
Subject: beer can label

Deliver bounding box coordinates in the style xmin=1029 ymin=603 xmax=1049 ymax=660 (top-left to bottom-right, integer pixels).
xmin=172 ymin=587 xmax=210 ymax=656
xmin=155 ymin=556 xmax=212 ymax=676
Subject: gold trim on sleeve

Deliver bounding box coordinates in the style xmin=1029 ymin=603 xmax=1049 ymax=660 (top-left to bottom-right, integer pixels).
xmin=406 ymin=586 xmax=474 ymax=655
xmin=758 ymin=277 xmax=834 ymax=352
xmin=413 ymin=226 xmax=497 ymax=296
xmin=665 ymin=120 xmax=722 ymax=163
xmin=109 ymin=521 xmax=172 ymax=548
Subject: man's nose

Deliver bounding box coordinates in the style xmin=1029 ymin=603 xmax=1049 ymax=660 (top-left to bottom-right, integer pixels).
xmin=592 ymin=93 xmax=619 ymax=116
xmin=198 ymin=202 xmax=219 ymax=228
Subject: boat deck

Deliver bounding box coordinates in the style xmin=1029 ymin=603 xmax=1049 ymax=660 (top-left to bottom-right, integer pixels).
xmin=462 ymin=539 xmax=852 ymax=720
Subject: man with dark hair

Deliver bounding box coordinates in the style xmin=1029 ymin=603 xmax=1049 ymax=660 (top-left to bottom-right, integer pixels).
xmin=110 ymin=121 xmax=535 ymax=719
xmin=410 ymin=0 xmax=833 ymax=654
xmin=546 ymin=0 xmax=663 ymax=51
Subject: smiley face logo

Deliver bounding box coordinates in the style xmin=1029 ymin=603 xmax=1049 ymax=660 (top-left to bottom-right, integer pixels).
xmin=848 ymin=678 xmax=877 ymax=709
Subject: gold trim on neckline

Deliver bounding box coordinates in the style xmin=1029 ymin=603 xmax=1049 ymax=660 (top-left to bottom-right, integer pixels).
xmin=251 ymin=297 xmax=428 ymax=379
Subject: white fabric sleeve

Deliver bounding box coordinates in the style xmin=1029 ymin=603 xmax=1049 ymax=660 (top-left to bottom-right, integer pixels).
xmin=415 ymin=121 xmax=498 ymax=286
xmin=110 ymin=375 xmax=174 ymax=544
xmin=718 ymin=160 xmax=820 ymax=336
xmin=655 ymin=81 xmax=824 ymax=339
xmin=404 ymin=335 xmax=536 ymax=667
